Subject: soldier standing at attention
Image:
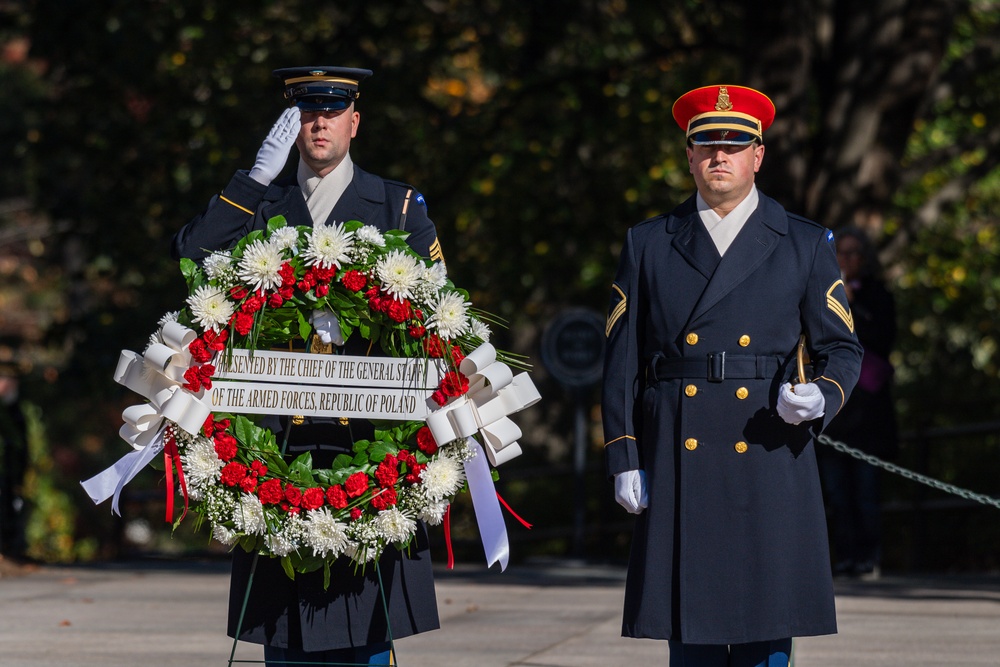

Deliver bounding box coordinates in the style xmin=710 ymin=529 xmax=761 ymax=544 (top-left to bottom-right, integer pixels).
xmin=602 ymin=84 xmax=863 ymax=667
xmin=173 ymin=66 xmax=443 ymax=667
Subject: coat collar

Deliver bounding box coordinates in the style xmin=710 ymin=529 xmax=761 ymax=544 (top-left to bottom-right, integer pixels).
xmin=664 ymin=191 xmax=788 ymax=325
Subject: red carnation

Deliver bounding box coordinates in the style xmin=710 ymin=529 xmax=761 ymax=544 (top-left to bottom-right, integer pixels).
xmin=213 ymin=432 xmax=238 ymax=461
xmin=350 ymin=507 xmax=363 ymax=521
xmin=230 ymin=285 xmax=248 ymax=300
xmin=250 ymin=459 xmax=268 ymax=477
xmin=315 ymin=284 xmax=329 ymax=297
xmin=213 ymin=418 xmax=231 ymax=433
xmin=220 ymin=462 xmax=248 ymax=487
xmin=450 ymin=345 xmax=466 ymax=365
xmin=234 ymin=311 xmax=255 ymax=336
xmin=202 ymin=414 xmax=216 ymax=437
xmin=326 ymin=485 xmax=349 ymax=509
xmin=375 ymin=456 xmax=400 ymax=488
xmin=203 ymin=329 xmax=228 ymax=351
xmin=341 ymin=270 xmax=367 ymax=292
xmin=441 ymin=370 xmax=469 ymax=397
xmin=408 ymin=324 xmax=426 ymax=338
xmin=242 ymin=291 xmax=265 ymax=314
xmin=258 ymin=479 xmax=284 ymax=505
xmin=415 ymin=426 xmax=438 ymax=455
xmin=188 ymin=338 xmax=212 ymax=363
xmin=370 ymin=487 xmax=398 ymax=511
xmin=406 ymin=462 xmax=426 ymax=484
xmin=239 ymin=475 xmax=258 ymax=493
xmin=424 ymin=335 xmax=446 ymax=358
xmin=313 ymin=266 xmax=335 ymax=282
xmin=386 ymin=299 xmax=411 ymax=323
xmin=301 ymin=487 xmax=326 ymax=511
xmin=284 ymin=485 xmax=303 ymax=507
xmin=279 ymin=262 xmax=296 ymax=287
xmin=344 ymin=471 xmax=370 ymax=498
xmin=268 ymin=292 xmax=284 ymax=309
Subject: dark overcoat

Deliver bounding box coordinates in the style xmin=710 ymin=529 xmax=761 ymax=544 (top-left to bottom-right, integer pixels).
xmin=172 ymin=165 xmax=442 ymax=651
xmin=602 ymin=191 xmax=863 ymax=644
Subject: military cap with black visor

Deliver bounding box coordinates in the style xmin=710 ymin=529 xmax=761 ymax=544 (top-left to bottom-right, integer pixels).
xmin=274 ymin=66 xmax=373 ymax=112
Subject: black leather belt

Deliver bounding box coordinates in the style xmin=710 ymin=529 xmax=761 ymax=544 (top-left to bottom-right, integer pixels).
xmin=648 ymin=353 xmax=783 ymax=383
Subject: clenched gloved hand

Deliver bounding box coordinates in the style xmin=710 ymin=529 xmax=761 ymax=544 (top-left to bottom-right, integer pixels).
xmin=613 ymin=469 xmax=648 ymax=514
xmin=776 ymin=382 xmax=826 ymax=425
xmin=248 ymin=107 xmax=301 ymax=185
xmin=310 ymin=309 xmax=345 ymax=346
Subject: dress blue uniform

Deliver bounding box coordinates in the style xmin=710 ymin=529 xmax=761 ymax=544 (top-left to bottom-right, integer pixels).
xmin=602 ymin=85 xmax=863 ymax=655
xmin=171 ymin=67 xmax=444 ymax=658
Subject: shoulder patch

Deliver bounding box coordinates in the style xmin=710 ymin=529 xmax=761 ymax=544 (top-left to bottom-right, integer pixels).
xmin=415 ymin=193 xmax=427 ymax=209
xmin=826 ymin=229 xmax=835 ymax=243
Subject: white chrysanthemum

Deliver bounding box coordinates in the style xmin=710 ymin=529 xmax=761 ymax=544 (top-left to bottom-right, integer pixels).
xmin=269 ymin=226 xmax=300 ymax=252
xmin=344 ymin=541 xmax=378 ymax=564
xmin=417 ymin=498 xmax=450 ymax=526
xmin=265 ymin=514 xmax=304 ymax=557
xmin=237 ymin=239 xmax=285 ymax=292
xmin=212 ymin=523 xmax=238 ymax=546
xmin=374 ymin=507 xmax=417 ymax=544
xmin=468 ymin=317 xmax=492 ymax=343
xmin=157 ymin=311 xmax=180 ymax=327
xmin=355 ymin=225 xmax=386 ymax=247
xmin=375 ymin=250 xmax=422 ymax=301
xmin=179 ymin=436 xmax=223 ymax=500
xmin=425 ymin=292 xmax=470 ymax=339
xmin=304 ymin=508 xmax=351 ymax=558
xmin=203 ymin=251 xmax=234 ymax=280
xmin=187 ymin=285 xmax=235 ymax=332
xmin=232 ymin=493 xmax=267 ymax=536
xmin=303 ymin=221 xmax=354 ymax=269
xmin=420 ymin=455 xmax=466 ymax=501
xmin=420 ymin=261 xmax=448 ymax=289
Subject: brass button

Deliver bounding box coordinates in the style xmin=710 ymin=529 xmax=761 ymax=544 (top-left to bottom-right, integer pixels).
xmin=291 ymin=415 xmax=305 ymax=425
xmin=686 ymin=332 xmax=699 ymax=346
xmin=734 ymin=441 xmax=748 ymax=454
xmin=684 ymin=438 xmax=698 ymax=451
xmin=685 ymin=384 xmax=698 ymax=397
xmin=738 ymin=335 xmax=751 ymax=347
xmin=736 ymin=387 xmax=749 ymax=400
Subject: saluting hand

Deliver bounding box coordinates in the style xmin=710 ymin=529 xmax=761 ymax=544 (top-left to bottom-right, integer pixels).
xmin=248 ymin=107 xmax=301 ymax=185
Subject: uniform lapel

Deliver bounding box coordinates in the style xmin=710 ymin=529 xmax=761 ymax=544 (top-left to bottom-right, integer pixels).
xmin=669 ymin=203 xmax=720 ymax=281
xmin=687 ymin=194 xmax=785 ymax=324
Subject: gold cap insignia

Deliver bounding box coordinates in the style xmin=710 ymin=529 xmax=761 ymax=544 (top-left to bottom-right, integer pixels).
xmin=715 ymin=87 xmax=733 ymax=111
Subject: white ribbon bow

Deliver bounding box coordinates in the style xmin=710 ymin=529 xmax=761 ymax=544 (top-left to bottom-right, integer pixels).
xmin=426 ymin=343 xmax=541 ymax=466
xmin=81 ymin=322 xmax=212 ymax=515
xmin=425 ymin=343 xmax=541 ymax=571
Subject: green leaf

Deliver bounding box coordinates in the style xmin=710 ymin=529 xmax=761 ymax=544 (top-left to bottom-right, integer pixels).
xmin=266 ymin=215 xmax=288 ymax=233
xmin=280 ymin=556 xmax=296 ymax=580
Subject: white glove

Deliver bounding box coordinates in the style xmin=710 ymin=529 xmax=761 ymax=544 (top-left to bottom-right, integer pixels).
xmin=310 ymin=309 xmax=345 ymax=346
xmin=776 ymin=382 xmax=826 ymax=425
xmin=248 ymin=107 xmax=301 ymax=185
xmin=613 ymin=470 xmax=648 ymax=514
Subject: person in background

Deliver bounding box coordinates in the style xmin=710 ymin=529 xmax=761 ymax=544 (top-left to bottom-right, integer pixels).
xmin=602 ymin=83 xmax=863 ymax=667
xmin=820 ymin=226 xmax=899 ymax=580
xmin=172 ymin=66 xmax=443 ymax=667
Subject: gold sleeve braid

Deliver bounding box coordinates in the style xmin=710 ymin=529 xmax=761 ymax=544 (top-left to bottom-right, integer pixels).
xmin=606 ymin=284 xmax=627 ymax=337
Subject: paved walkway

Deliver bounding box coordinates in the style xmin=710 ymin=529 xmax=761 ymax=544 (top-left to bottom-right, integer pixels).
xmin=0 ymin=558 xmax=999 ymax=666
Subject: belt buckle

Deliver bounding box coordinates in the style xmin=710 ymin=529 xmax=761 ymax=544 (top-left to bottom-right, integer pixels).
xmin=707 ymin=351 xmax=725 ymax=382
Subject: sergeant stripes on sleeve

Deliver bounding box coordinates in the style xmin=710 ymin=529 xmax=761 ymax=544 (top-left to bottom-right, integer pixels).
xmin=825 ymin=280 xmax=855 ymax=332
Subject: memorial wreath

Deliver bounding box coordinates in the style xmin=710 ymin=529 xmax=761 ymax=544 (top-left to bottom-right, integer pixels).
xmin=84 ymin=216 xmax=538 ymax=582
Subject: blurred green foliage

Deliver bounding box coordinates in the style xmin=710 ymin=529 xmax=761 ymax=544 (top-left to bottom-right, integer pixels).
xmin=0 ymin=0 xmax=999 ymax=569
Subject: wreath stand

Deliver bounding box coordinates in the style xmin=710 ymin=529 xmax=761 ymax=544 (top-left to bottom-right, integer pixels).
xmin=227 ymin=377 xmax=398 ymax=667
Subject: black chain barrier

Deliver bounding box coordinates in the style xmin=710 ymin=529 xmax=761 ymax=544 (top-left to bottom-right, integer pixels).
xmin=816 ymin=433 xmax=1000 ymax=510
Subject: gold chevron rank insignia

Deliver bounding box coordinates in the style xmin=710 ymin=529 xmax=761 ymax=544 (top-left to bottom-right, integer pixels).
xmin=606 ymin=283 xmax=627 ymax=337
xmin=826 ymin=279 xmax=855 ymax=332
xmin=428 ymin=237 xmax=445 ymax=263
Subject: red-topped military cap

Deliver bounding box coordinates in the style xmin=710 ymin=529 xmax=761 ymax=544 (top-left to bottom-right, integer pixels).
xmin=672 ymin=85 xmax=775 ymax=145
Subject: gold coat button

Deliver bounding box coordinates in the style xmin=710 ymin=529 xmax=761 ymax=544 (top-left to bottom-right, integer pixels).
xmin=686 ymin=332 xmax=699 ymax=345
xmin=734 ymin=441 xmax=748 ymax=454
xmin=684 ymin=438 xmax=698 ymax=451
xmin=738 ymin=335 xmax=751 ymax=347
xmin=685 ymin=384 xmax=698 ymax=397
xmin=736 ymin=387 xmax=749 ymax=400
